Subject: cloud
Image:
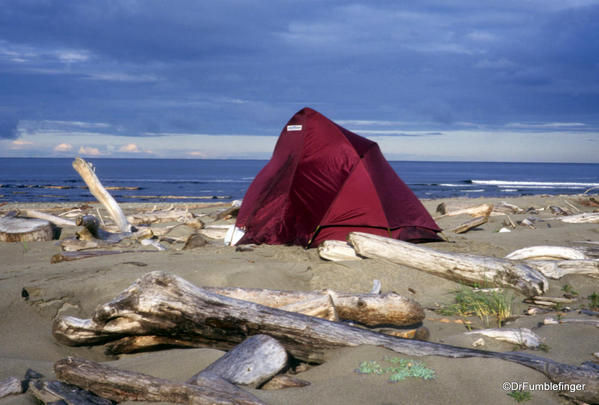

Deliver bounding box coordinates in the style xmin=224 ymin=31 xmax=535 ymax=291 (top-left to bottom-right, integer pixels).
xmin=54 ymin=143 xmax=73 ymax=151
xmin=0 ymin=114 xmax=19 ymax=139
xmin=188 ymin=151 xmax=208 ymax=158
xmin=78 ymin=146 xmax=102 ymax=155
xmin=10 ymin=139 xmax=33 ymax=149
xmin=118 ymin=143 xmax=140 ymax=152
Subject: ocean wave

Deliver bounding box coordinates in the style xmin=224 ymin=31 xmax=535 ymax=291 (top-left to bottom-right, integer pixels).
xmin=471 ymin=180 xmax=599 ymax=188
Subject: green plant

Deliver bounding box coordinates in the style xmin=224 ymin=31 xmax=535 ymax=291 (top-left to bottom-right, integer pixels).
xmin=355 ymin=357 xmax=436 ymax=382
xmin=439 ymin=286 xmax=513 ymax=327
xmin=507 ymin=389 xmax=532 ymax=402
xmin=588 ymin=292 xmax=599 ymax=310
xmin=562 ymin=284 xmax=578 ymax=297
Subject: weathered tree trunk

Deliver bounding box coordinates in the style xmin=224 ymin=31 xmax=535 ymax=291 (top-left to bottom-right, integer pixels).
xmin=72 ymin=158 xmax=130 ymax=232
xmin=435 ymin=203 xmax=494 ymax=218
xmin=348 ymin=232 xmax=548 ymax=296
xmin=0 ymin=217 xmax=54 ymax=242
xmin=52 ymin=271 xmax=599 ymax=403
xmin=16 ymin=209 xmax=77 ymax=227
xmin=451 ymin=216 xmax=488 ymax=234
xmin=54 ymin=357 xmax=265 ymax=405
xmin=187 ymin=334 xmax=287 ymax=388
xmin=204 ymin=286 xmax=424 ymax=327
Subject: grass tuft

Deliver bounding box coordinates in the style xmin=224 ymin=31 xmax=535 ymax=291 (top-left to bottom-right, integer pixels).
xmin=439 ymin=286 xmax=513 ymax=327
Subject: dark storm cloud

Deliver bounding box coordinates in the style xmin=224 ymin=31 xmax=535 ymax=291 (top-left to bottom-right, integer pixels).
xmin=0 ymin=0 xmax=598 ymax=144
xmin=0 ymin=113 xmax=18 ymax=139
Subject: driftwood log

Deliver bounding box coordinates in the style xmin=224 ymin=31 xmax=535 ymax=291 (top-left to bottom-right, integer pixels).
xmin=348 ymin=232 xmax=548 ymax=296
xmin=0 ymin=217 xmax=54 ymax=242
xmin=204 ymin=286 xmax=424 ymax=327
xmin=0 ymin=376 xmax=22 ymax=399
xmin=435 ymin=203 xmax=493 ymax=218
xmin=318 ymin=240 xmax=362 ymax=261
xmin=16 ymin=209 xmax=77 ymax=227
xmin=506 ymin=246 xmax=589 ymax=261
xmin=450 ymin=216 xmax=488 ymax=234
xmin=187 ymin=334 xmax=287 ymax=388
xmin=55 ymin=357 xmax=264 ymax=405
xmin=30 ymin=379 xmax=113 ymax=405
xmin=52 ymin=271 xmax=599 ymax=402
xmin=72 ymin=158 xmax=130 ymax=232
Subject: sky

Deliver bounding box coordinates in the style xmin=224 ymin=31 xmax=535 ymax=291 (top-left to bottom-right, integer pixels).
xmin=1 ymin=1 xmax=598 ymax=162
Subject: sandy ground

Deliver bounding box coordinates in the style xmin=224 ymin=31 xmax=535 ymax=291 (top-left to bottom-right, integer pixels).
xmin=0 ymin=194 xmax=598 ymax=404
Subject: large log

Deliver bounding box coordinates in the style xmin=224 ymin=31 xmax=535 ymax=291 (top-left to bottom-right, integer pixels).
xmin=348 ymin=232 xmax=548 ymax=296
xmin=52 ymin=271 xmax=599 ymax=403
xmin=72 ymin=158 xmax=130 ymax=232
xmin=54 ymin=357 xmax=265 ymax=405
xmin=204 ymin=286 xmax=424 ymax=327
xmin=0 ymin=217 xmax=54 ymax=242
xmin=188 ymin=334 xmax=287 ymax=388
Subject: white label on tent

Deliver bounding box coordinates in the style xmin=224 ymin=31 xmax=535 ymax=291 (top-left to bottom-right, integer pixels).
xmin=287 ymin=125 xmax=302 ymax=131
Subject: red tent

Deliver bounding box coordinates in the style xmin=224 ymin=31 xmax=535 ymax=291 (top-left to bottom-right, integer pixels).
xmin=235 ymin=107 xmax=441 ymax=247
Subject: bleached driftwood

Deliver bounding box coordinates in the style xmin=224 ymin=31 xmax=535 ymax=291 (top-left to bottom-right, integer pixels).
xmin=506 ymin=245 xmax=589 ymax=261
xmin=526 ymin=260 xmax=599 ymax=279
xmin=451 ymin=216 xmax=488 ymax=234
xmin=0 ymin=217 xmax=54 ymax=242
xmin=493 ymin=201 xmax=524 ymax=215
xmin=435 ymin=203 xmax=493 ymax=219
xmin=348 ymin=232 xmax=548 ymax=296
xmin=187 ymin=334 xmax=287 ymax=388
xmin=51 ymin=272 xmax=599 ymax=403
xmin=16 ymin=209 xmax=76 ymax=227
xmin=72 ymin=158 xmax=130 ymax=232
xmin=0 ymin=376 xmax=22 ymax=399
xmin=204 ymin=286 xmax=424 ymax=327
xmin=127 ymin=209 xmax=202 ymax=227
xmin=465 ymin=328 xmax=543 ymax=349
xmin=560 ymin=213 xmax=599 ymax=224
xmin=318 ymin=240 xmax=362 ymax=261
xmin=54 ymin=357 xmax=264 ymax=405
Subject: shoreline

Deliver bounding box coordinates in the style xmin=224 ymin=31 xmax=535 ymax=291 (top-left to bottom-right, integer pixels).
xmin=1 ymin=194 xmax=598 ymax=404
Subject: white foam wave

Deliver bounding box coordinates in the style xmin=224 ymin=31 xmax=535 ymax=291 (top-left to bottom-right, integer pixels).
xmin=471 ymin=180 xmax=599 ymax=188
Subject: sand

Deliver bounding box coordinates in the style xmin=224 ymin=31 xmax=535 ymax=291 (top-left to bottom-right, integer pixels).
xmin=0 ymin=194 xmax=598 ymax=404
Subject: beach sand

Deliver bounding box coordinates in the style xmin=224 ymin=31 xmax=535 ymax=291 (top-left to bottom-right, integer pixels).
xmin=0 ymin=194 xmax=598 ymax=404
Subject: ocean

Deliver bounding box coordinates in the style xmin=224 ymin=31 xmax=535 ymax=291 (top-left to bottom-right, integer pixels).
xmin=0 ymin=158 xmax=598 ymax=203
